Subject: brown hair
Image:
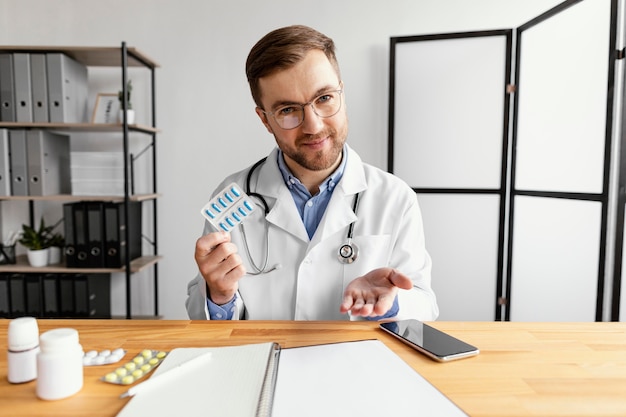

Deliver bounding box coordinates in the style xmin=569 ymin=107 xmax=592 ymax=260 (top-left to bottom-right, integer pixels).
xmin=245 ymin=25 xmax=341 ymax=108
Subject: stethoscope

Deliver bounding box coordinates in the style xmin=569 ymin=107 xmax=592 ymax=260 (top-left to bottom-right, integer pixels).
xmin=241 ymin=157 xmax=360 ymax=275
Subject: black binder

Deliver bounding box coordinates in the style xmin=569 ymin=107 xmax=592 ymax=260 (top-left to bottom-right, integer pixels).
xmin=104 ymin=201 xmax=142 ymax=268
xmin=86 ymin=201 xmax=104 ymax=268
xmin=73 ymin=202 xmax=89 ymax=267
xmin=63 ymin=202 xmax=77 ymax=267
xmin=0 ymin=273 xmax=9 ymax=317
xmin=24 ymin=274 xmax=42 ymax=317
xmin=73 ymin=274 xmax=88 ymax=316
xmin=9 ymin=273 xmax=25 ymax=317
xmin=58 ymin=274 xmax=75 ymax=317
xmin=42 ymin=273 xmax=59 ymax=317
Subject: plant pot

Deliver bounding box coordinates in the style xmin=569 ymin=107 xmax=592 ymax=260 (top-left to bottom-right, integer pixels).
xmin=48 ymin=246 xmax=62 ymax=264
xmin=119 ymin=109 xmax=135 ymax=124
xmin=26 ymin=248 xmax=49 ymax=267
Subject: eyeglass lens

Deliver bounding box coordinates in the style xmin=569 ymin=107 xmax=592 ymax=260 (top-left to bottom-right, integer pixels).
xmin=274 ymin=90 xmax=342 ymax=129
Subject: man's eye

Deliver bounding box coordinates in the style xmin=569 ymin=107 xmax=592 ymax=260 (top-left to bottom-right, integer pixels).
xmin=316 ymin=94 xmax=332 ymax=104
xmin=278 ymin=106 xmax=297 ymax=116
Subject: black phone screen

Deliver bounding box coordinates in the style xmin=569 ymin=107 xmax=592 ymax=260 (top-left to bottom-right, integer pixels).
xmin=380 ymin=319 xmax=478 ymax=359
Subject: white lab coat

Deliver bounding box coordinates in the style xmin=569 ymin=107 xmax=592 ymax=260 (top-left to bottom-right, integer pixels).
xmin=186 ymin=145 xmax=438 ymax=321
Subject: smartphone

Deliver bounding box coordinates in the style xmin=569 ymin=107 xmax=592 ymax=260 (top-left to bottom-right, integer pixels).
xmin=380 ymin=319 xmax=479 ymax=362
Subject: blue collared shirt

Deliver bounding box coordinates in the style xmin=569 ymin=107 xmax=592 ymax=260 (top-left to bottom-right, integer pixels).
xmin=276 ymin=147 xmax=346 ymax=239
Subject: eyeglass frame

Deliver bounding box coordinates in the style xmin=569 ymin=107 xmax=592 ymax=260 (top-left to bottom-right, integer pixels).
xmin=259 ymin=83 xmax=344 ymax=130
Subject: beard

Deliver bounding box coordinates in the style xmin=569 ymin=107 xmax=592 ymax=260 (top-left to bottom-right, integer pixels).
xmin=280 ymin=122 xmax=348 ymax=172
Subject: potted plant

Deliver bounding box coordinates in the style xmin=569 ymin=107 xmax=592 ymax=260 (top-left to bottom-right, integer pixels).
xmin=118 ymin=79 xmax=135 ymax=124
xmin=18 ymin=218 xmax=53 ymax=267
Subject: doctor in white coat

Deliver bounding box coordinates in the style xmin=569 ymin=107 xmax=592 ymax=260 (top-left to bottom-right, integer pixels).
xmin=186 ymin=25 xmax=438 ymax=322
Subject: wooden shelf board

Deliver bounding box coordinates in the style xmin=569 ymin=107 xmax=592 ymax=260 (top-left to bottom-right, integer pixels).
xmin=0 ymin=193 xmax=161 ymax=202
xmin=0 ymin=255 xmax=162 ymax=274
xmin=0 ymin=122 xmax=159 ymax=134
xmin=0 ymin=46 xmax=159 ymax=68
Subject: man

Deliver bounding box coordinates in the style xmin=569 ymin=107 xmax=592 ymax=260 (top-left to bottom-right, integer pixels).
xmin=186 ymin=25 xmax=438 ymax=321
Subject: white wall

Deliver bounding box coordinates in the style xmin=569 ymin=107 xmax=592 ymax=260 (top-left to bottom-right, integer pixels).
xmin=0 ymin=0 xmax=564 ymax=319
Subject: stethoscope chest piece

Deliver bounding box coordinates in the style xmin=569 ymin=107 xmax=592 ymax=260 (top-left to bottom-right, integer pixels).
xmin=338 ymin=241 xmax=359 ymax=264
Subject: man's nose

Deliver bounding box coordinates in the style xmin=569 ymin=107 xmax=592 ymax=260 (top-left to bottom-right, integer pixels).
xmin=300 ymin=104 xmax=324 ymax=134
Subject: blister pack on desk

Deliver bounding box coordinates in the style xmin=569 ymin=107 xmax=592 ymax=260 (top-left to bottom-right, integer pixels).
xmin=101 ymin=349 xmax=168 ymax=385
xmin=83 ymin=348 xmax=127 ymax=366
xmin=200 ymin=182 xmax=256 ymax=232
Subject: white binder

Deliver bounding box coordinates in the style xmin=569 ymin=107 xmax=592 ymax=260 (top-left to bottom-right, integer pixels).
xmin=13 ymin=53 xmax=32 ymax=123
xmin=0 ymin=53 xmax=16 ymax=122
xmin=46 ymin=53 xmax=88 ymax=123
xmin=0 ymin=129 xmax=10 ymax=196
xmin=8 ymin=129 xmax=28 ymax=196
xmin=26 ymin=129 xmax=70 ymax=196
xmin=30 ymin=53 xmax=49 ymax=123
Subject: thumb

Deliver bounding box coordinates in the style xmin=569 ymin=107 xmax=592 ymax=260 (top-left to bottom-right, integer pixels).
xmin=388 ymin=269 xmax=413 ymax=290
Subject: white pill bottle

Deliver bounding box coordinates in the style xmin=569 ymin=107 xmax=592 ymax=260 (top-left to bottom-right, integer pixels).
xmin=36 ymin=328 xmax=84 ymax=400
xmin=7 ymin=317 xmax=40 ymax=383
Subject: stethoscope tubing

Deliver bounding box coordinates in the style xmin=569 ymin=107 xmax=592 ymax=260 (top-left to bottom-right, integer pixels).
xmin=241 ymin=157 xmax=360 ymax=273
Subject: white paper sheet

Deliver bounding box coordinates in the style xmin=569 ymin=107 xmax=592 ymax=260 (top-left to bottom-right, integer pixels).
xmin=272 ymin=340 xmax=467 ymax=417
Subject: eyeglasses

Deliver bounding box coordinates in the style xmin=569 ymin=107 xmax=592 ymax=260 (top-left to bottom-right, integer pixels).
xmin=262 ymin=86 xmax=343 ymax=130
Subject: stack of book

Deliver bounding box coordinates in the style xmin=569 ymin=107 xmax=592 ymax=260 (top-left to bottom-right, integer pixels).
xmin=70 ymin=152 xmax=129 ymax=196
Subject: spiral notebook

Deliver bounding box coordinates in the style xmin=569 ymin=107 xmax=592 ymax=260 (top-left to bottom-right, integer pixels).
xmin=115 ymin=342 xmax=280 ymax=417
xmin=115 ymin=340 xmax=465 ymax=417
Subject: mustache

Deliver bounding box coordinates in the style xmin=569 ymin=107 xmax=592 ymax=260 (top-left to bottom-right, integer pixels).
xmin=296 ymin=130 xmax=334 ymax=144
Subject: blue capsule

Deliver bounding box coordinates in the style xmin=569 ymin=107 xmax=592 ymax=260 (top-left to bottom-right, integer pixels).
xmin=219 ymin=223 xmax=229 ymax=232
xmin=231 ymin=186 xmax=241 ymax=197
xmin=238 ymin=207 xmax=247 ymax=217
xmin=243 ymin=200 xmax=253 ymax=211
xmin=218 ymin=198 xmax=227 ymax=208
xmin=204 ymin=209 xmax=215 ymax=219
xmin=225 ymin=192 xmax=234 ymax=203
xmin=211 ymin=203 xmax=221 ymax=213
xmin=232 ymin=212 xmax=241 ymax=222
xmin=226 ymin=218 xmax=235 ymax=227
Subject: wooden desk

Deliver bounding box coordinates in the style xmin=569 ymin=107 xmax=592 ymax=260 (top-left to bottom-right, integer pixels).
xmin=1 ymin=320 xmax=625 ymax=417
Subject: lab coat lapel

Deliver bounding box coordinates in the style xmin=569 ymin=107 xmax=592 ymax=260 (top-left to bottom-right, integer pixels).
xmin=312 ymin=145 xmax=367 ymax=245
xmin=254 ymin=149 xmax=309 ymax=242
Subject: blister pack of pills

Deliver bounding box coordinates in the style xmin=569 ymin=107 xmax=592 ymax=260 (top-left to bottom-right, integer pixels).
xmin=83 ymin=348 xmax=127 ymax=366
xmin=200 ymin=182 xmax=256 ymax=232
xmin=101 ymin=349 xmax=168 ymax=385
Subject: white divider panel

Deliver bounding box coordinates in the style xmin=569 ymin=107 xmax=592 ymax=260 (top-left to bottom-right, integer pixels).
xmin=509 ymin=196 xmax=601 ymax=321
xmin=392 ymin=35 xmax=507 ymax=189
xmin=514 ymin=0 xmax=612 ymax=193
xmin=418 ymin=194 xmax=500 ymax=320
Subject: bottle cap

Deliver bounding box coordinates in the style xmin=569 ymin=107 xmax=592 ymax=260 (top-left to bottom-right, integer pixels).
xmin=8 ymin=317 xmax=39 ymax=351
xmin=40 ymin=328 xmax=80 ymax=353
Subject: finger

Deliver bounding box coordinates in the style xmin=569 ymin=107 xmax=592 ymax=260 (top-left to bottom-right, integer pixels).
xmin=371 ymin=294 xmax=394 ymax=316
xmin=357 ymin=299 xmax=375 ymax=317
xmin=348 ymin=298 xmax=367 ymax=316
xmin=340 ymin=294 xmax=355 ymax=313
xmin=388 ymin=269 xmax=413 ymax=290
xmin=195 ymin=231 xmax=230 ymax=259
xmin=218 ymin=252 xmax=244 ymax=277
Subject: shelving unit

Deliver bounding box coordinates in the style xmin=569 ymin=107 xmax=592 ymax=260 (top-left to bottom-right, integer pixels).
xmin=0 ymin=43 xmax=160 ymax=319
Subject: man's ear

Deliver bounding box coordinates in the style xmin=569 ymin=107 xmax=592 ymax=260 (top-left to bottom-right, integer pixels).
xmin=255 ymin=107 xmax=274 ymax=134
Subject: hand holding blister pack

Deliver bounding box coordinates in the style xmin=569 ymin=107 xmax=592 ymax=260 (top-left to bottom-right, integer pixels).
xmin=200 ymin=183 xmax=256 ymax=232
